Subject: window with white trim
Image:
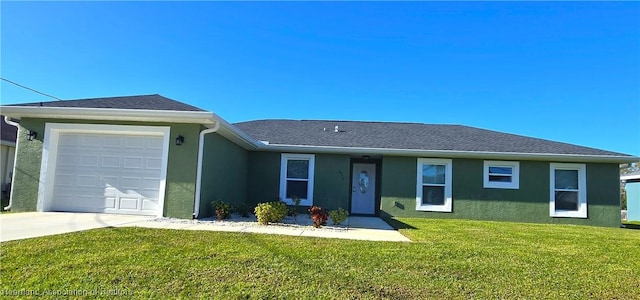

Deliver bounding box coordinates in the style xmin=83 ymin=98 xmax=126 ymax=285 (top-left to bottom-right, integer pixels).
xmin=483 ymin=161 xmax=519 ymax=189
xmin=279 ymin=154 xmax=315 ymax=206
xmin=416 ymin=158 xmax=452 ymax=212
xmin=549 ymin=163 xmax=587 ymax=218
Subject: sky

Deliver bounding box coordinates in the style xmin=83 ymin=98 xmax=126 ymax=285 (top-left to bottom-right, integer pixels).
xmin=1 ymin=1 xmax=639 ymax=156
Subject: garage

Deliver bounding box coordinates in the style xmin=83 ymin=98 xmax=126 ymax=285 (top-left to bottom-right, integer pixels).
xmin=42 ymin=124 xmax=170 ymax=216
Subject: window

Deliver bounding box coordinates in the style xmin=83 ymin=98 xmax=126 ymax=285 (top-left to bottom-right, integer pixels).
xmin=416 ymin=158 xmax=452 ymax=212
xmin=483 ymin=161 xmax=520 ymax=189
xmin=550 ymin=163 xmax=587 ymax=218
xmin=280 ymin=154 xmax=315 ymax=206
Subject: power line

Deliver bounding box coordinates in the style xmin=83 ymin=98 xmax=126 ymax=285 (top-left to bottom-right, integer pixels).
xmin=1 ymin=77 xmax=62 ymax=101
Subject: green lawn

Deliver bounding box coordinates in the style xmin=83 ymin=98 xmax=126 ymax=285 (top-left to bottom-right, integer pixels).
xmin=1 ymin=219 xmax=639 ymax=299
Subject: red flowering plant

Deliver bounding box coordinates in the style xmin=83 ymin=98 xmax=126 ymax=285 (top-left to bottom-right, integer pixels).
xmin=308 ymin=206 xmax=328 ymax=228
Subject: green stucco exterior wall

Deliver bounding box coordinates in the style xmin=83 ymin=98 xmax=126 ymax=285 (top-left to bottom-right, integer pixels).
xmin=198 ymin=132 xmax=248 ymax=218
xmin=247 ymin=152 xmax=281 ymax=205
xmin=163 ymin=123 xmax=201 ymax=219
xmin=246 ymin=152 xmax=350 ymax=211
xmin=312 ymin=154 xmax=351 ymax=211
xmin=8 ymin=118 xmax=200 ymax=219
xmin=380 ymin=156 xmax=621 ymax=227
xmin=9 ymin=119 xmax=45 ymax=212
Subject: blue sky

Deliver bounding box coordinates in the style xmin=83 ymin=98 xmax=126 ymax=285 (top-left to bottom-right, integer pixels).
xmin=1 ymin=2 xmax=639 ymax=156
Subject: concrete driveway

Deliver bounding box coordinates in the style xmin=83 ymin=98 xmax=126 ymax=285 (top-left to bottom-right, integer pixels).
xmin=0 ymin=212 xmax=154 ymax=242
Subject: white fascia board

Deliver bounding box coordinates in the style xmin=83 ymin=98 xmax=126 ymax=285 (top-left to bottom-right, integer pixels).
xmin=211 ymin=112 xmax=262 ymax=150
xmin=257 ymin=143 xmax=639 ymax=163
xmin=0 ymin=106 xmax=217 ymax=125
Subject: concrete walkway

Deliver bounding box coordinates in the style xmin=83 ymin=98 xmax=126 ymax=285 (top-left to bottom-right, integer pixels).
xmin=1 ymin=212 xmax=411 ymax=242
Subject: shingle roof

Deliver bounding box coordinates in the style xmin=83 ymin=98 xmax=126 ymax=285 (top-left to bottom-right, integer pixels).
xmin=234 ymin=119 xmax=630 ymax=157
xmin=1 ymin=116 xmax=17 ymax=143
xmin=9 ymin=94 xmax=205 ymax=112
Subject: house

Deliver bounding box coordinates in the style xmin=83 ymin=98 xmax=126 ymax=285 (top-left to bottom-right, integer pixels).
xmin=1 ymin=94 xmax=636 ymax=227
xmin=621 ymin=170 xmax=640 ymax=222
xmin=1 ymin=115 xmax=17 ymax=200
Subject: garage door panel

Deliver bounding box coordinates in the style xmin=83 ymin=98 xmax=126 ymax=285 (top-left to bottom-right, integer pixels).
xmin=146 ymin=158 xmax=163 ymax=170
xmin=76 ymin=175 xmax=98 ymax=187
xmin=58 ymin=134 xmax=80 ymax=146
xmin=121 ymin=177 xmax=142 ymax=189
xmin=51 ymin=131 xmax=164 ymax=216
xmin=147 ymin=138 xmax=164 ymax=149
xmin=104 ymin=197 xmax=117 ymax=209
xmin=102 ymin=136 xmax=122 ymax=147
xmin=142 ymin=178 xmax=161 ymax=189
xmin=118 ymin=197 xmax=140 ymax=210
xmin=101 ymin=156 xmax=121 ymax=168
xmin=56 ymin=154 xmax=79 ymax=166
xmin=55 ymin=195 xmax=102 ymax=212
xmin=124 ymin=137 xmax=145 ymax=149
xmin=123 ymin=157 xmax=144 ymax=169
xmin=79 ymin=155 xmax=99 ymax=167
xmin=141 ymin=199 xmax=159 ymax=211
xmin=138 ymin=191 xmax=160 ymax=202
xmin=54 ymin=174 xmax=75 ymax=186
xmin=82 ymin=135 xmax=102 ymax=146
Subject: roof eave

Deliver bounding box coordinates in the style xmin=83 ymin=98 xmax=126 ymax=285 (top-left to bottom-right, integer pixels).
xmin=212 ymin=113 xmax=262 ymax=149
xmin=258 ymin=144 xmax=638 ymax=163
xmin=0 ymin=106 xmax=217 ymax=126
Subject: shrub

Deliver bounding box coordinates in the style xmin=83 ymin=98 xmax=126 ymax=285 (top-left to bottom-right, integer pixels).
xmin=234 ymin=203 xmax=252 ymax=218
xmin=290 ymin=196 xmax=301 ymax=219
xmin=211 ymin=200 xmax=231 ymax=220
xmin=329 ymin=208 xmax=349 ymax=225
xmin=254 ymin=201 xmax=288 ymax=225
xmin=308 ymin=206 xmax=328 ymax=228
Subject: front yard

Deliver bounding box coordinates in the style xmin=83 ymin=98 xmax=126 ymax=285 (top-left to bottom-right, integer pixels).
xmin=1 ymin=218 xmax=639 ymax=299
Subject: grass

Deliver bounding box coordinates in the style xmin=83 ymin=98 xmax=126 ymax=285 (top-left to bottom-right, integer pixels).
xmin=1 ymin=219 xmax=639 ymax=299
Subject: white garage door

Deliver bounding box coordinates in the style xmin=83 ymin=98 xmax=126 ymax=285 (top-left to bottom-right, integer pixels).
xmin=51 ymin=132 xmax=165 ymax=216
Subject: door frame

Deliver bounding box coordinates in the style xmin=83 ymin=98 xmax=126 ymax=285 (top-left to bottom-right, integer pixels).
xmin=349 ymin=158 xmax=382 ymax=216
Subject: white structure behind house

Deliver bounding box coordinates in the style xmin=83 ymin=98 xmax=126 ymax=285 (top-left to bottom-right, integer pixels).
xmin=622 ymin=170 xmax=640 ymax=222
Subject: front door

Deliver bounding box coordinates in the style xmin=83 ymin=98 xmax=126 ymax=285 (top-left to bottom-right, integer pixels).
xmin=351 ymin=163 xmax=376 ymax=215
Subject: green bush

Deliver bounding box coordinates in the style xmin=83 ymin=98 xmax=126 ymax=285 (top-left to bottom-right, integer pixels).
xmin=211 ymin=200 xmax=231 ymax=220
xmin=290 ymin=196 xmax=301 ymax=218
xmin=329 ymin=208 xmax=349 ymax=225
xmin=254 ymin=201 xmax=288 ymax=225
xmin=234 ymin=203 xmax=252 ymax=218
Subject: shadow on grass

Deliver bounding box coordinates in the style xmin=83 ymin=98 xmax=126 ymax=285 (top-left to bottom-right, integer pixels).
xmin=380 ymin=214 xmax=417 ymax=230
xmin=622 ymin=223 xmax=640 ymax=230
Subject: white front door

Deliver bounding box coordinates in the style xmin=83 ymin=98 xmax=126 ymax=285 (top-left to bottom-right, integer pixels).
xmin=351 ymin=163 xmax=376 ymax=215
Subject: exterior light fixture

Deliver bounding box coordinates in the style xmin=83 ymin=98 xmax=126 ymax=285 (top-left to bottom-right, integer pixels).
xmin=26 ymin=130 xmax=37 ymax=141
xmin=175 ymin=135 xmax=184 ymax=146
